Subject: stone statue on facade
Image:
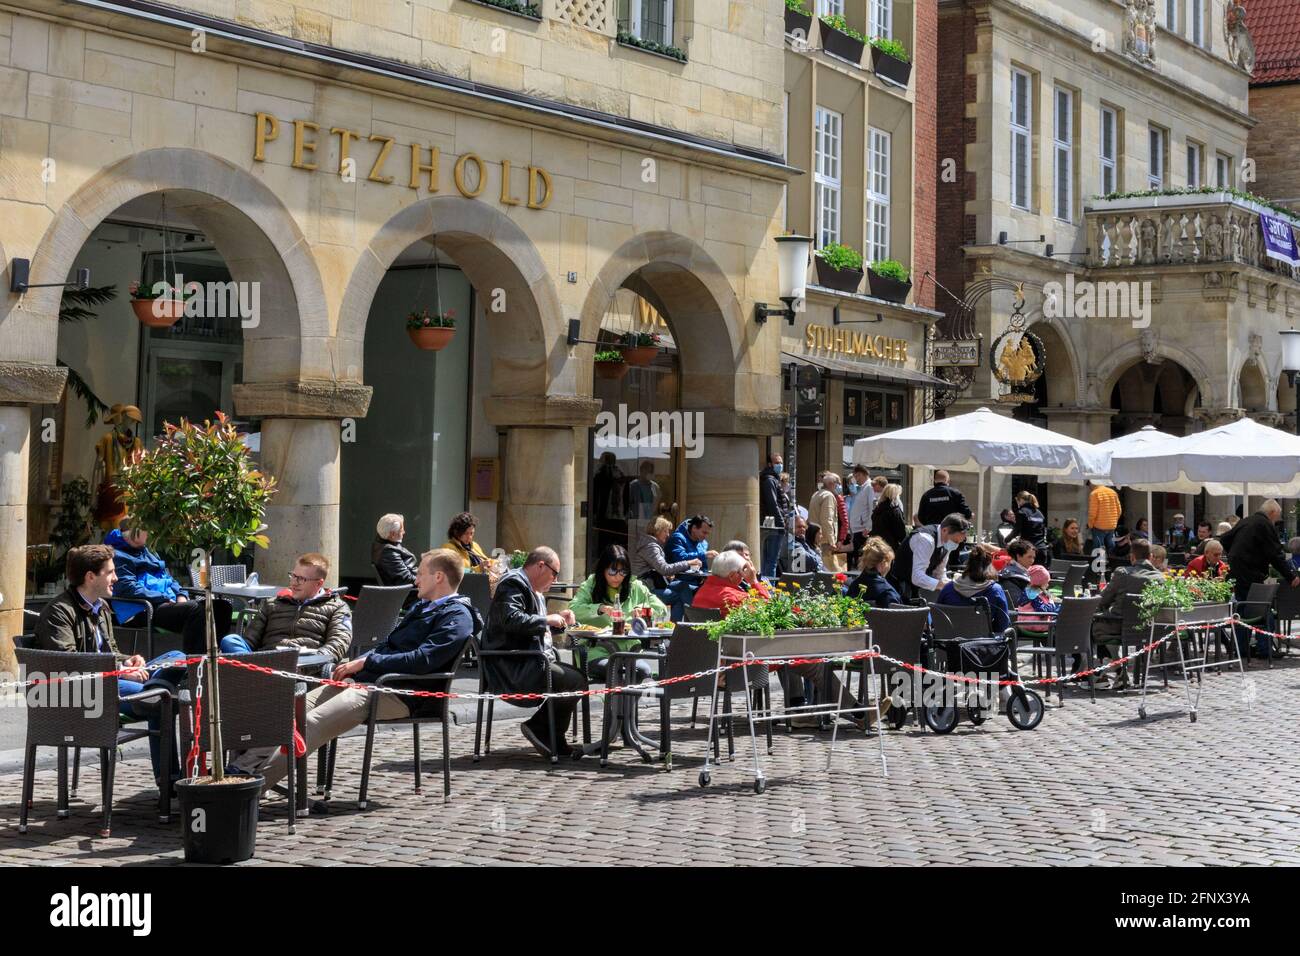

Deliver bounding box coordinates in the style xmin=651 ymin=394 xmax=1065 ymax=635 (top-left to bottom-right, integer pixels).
xmin=1138 ymin=218 xmax=1157 ymax=265
xmin=1139 ymin=329 xmax=1161 ymax=367
xmin=1124 ymin=1 xmax=1157 ymax=65
xmin=1245 ymin=218 xmax=1260 ymax=265
xmin=1205 ymin=216 xmax=1224 ymax=260
xmin=1225 ymin=2 xmax=1257 ymax=73
xmin=1230 ymin=216 xmax=1243 ymax=260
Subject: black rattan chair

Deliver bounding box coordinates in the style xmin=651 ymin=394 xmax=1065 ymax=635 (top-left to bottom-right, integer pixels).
xmin=864 ymin=606 xmax=928 ymax=727
xmin=473 ymin=648 xmax=561 ymax=766
xmin=178 ymin=648 xmax=301 ymax=833
xmin=1017 ymin=595 xmax=1102 ymax=705
xmin=458 ymin=573 xmax=492 ymax=668
xmin=683 ymin=605 xmax=722 ymax=623
xmin=1235 ymin=581 xmax=1279 ymax=667
xmin=16 ymin=648 xmax=174 ymax=836
xmin=106 ymin=598 xmax=155 ymax=659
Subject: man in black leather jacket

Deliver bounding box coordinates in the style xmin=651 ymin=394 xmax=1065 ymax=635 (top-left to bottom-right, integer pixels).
xmin=483 ymin=546 xmax=584 ymax=758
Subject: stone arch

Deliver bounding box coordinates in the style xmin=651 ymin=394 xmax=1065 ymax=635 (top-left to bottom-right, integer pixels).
xmin=1237 ymin=358 xmax=1270 ymax=412
xmin=1027 ymin=317 xmax=1081 ymax=406
xmin=1097 ymin=339 xmax=1221 ymax=408
xmin=14 ymin=148 xmax=326 ymax=382
xmin=337 ymin=196 xmax=561 ymax=399
xmin=577 ymin=232 xmax=749 ymax=413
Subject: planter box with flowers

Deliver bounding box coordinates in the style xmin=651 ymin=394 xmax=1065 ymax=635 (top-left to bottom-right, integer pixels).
xmin=701 ymin=589 xmax=871 ymax=658
xmin=129 ymin=279 xmax=190 ymax=329
xmin=814 ymin=242 xmax=865 ymax=293
xmin=784 ymin=0 xmax=813 ymax=39
xmin=594 ymin=348 xmax=629 ymax=380
xmin=407 ymin=308 xmax=456 ymax=351
xmin=618 ymin=330 xmax=662 ymax=367
xmin=870 ymin=37 xmax=912 ymax=87
xmin=1137 ymin=574 xmax=1235 ymax=629
xmin=819 ymin=14 xmax=866 ymax=66
xmin=866 ymin=259 xmax=912 ymax=304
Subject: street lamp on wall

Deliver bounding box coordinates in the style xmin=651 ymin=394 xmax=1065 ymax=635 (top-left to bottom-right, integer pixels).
xmin=1280 ymin=327 xmax=1300 ymax=431
xmin=754 ymin=234 xmax=812 ymax=325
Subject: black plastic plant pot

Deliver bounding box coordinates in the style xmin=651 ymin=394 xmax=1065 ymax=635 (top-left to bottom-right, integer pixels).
xmin=176 ymin=775 xmax=263 ymax=865
xmin=815 ymin=257 xmax=864 ymax=293
xmin=821 ymin=23 xmax=865 ymax=65
xmin=785 ymin=9 xmax=813 ymax=40
xmin=867 ymin=269 xmax=912 ymax=304
xmin=871 ymin=46 xmax=912 ymax=86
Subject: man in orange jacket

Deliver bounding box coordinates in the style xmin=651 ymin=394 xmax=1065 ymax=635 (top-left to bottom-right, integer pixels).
xmin=1087 ymin=481 xmax=1122 ymax=556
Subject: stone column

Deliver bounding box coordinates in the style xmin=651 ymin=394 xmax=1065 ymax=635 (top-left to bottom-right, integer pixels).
xmin=233 ymin=382 xmax=372 ymax=590
xmin=686 ymin=436 xmax=761 ymax=551
xmin=0 ymin=363 xmax=68 ymax=676
xmin=498 ymin=427 xmax=577 ymax=577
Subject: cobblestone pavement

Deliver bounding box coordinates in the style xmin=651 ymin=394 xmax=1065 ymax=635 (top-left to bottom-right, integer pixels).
xmin=2 ymin=657 xmax=1299 ymax=866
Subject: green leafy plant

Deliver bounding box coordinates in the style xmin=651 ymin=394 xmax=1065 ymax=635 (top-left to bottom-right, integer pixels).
xmin=128 ymin=279 xmax=193 ymax=301
xmin=1093 ymin=185 xmax=1300 ymax=226
xmin=870 ymin=259 xmax=911 ymax=282
xmin=820 ymin=14 xmax=865 ymax=42
xmin=58 ymin=285 xmax=117 ymax=427
xmin=118 ymin=412 xmax=277 ymax=782
xmin=1137 ymin=573 xmax=1234 ymax=628
xmin=620 ymin=330 xmax=662 ymax=347
xmin=510 ymin=550 xmax=528 ymax=569
xmin=594 ymin=348 xmax=626 ymax=363
xmin=870 ymin=37 xmax=910 ymax=61
xmin=815 ymin=242 xmax=865 ymax=271
xmin=617 ymin=31 xmax=688 ymax=62
xmin=49 ymin=477 xmax=94 ymax=556
xmin=701 ymin=588 xmax=870 ymax=641
xmin=406 ymin=307 xmax=456 ymax=330
xmin=471 ymin=0 xmax=541 ymax=18
xmin=784 ymin=0 xmax=811 ymax=12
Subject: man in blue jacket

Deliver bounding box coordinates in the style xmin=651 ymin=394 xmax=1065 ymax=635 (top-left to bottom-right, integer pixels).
xmin=666 ymin=515 xmax=717 ymax=569
xmin=242 ymin=548 xmax=480 ymax=794
xmin=107 ymin=523 xmax=232 ymax=653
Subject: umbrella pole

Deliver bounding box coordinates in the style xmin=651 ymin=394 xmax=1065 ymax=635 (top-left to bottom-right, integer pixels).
xmin=976 ymin=467 xmax=985 ymax=540
xmin=1147 ymin=491 xmax=1152 ymax=542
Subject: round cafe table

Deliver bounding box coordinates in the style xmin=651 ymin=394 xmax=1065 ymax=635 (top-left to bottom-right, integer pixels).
xmin=571 ymin=628 xmax=672 ymax=765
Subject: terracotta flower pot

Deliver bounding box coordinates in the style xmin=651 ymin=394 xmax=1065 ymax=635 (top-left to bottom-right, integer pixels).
xmin=132 ymin=297 xmax=184 ymax=328
xmin=619 ymin=344 xmax=658 ymax=367
xmin=407 ymin=327 xmax=455 ymax=351
xmin=594 ymin=360 xmax=629 ymax=381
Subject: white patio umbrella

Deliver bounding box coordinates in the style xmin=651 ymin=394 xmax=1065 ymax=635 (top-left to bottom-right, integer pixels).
xmin=594 ymin=431 xmax=674 ymax=461
xmin=1056 ymin=425 xmax=1180 ymax=534
xmin=1109 ymin=417 xmax=1300 ymax=515
xmin=852 ymin=407 xmax=1110 ymax=536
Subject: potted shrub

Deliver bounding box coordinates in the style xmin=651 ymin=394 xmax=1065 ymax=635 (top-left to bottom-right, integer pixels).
xmin=1138 ymin=574 xmax=1235 ymax=629
xmin=870 ymin=37 xmax=912 ymax=86
xmin=814 ymin=242 xmax=865 ymax=293
xmin=867 ymin=259 xmax=912 ymax=304
xmin=819 ymin=13 xmax=866 ymax=65
xmin=784 ymin=0 xmax=813 ymax=40
xmin=594 ymin=348 xmax=629 ymax=381
xmin=118 ymin=413 xmax=276 ymax=865
xmin=702 ymin=589 xmax=871 ymax=660
xmin=618 ymin=330 xmax=661 ymax=367
xmin=407 ymin=308 xmax=456 ymax=350
xmin=129 ymin=279 xmax=187 ymax=329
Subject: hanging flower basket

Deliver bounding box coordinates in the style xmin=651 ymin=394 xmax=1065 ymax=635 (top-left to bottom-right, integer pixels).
xmin=406 ymin=307 xmax=456 ymax=351
xmin=618 ymin=331 xmax=662 ymax=367
xmin=594 ymin=348 xmax=629 ymax=380
xmin=131 ymin=297 xmax=184 ymax=328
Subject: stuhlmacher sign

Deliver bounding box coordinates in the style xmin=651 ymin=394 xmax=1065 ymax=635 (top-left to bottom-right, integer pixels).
xmin=252 ymin=112 xmax=552 ymax=208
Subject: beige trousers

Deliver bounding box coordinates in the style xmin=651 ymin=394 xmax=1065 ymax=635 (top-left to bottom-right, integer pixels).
xmin=244 ymin=683 xmax=411 ymax=790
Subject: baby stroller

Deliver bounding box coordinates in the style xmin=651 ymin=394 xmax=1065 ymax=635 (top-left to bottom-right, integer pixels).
xmin=921 ymin=621 xmax=1044 ymax=734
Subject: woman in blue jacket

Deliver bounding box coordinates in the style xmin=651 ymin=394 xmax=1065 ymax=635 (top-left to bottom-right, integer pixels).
xmin=847 ymin=537 xmax=903 ymax=608
xmin=936 ymin=545 xmax=1012 ymax=635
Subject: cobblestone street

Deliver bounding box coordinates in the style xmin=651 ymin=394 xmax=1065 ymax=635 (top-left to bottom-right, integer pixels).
xmin=2 ymin=657 xmax=1298 ymax=866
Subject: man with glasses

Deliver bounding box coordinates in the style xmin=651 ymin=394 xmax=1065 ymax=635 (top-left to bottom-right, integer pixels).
xmin=482 ymin=546 xmax=586 ymax=759
xmin=219 ymin=553 xmax=352 ymax=662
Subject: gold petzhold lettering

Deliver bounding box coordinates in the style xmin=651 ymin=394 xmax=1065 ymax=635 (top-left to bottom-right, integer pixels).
xmin=253 ymin=112 xmax=279 ymax=162
xmin=292 ymin=119 xmax=319 ymax=170
xmin=368 ymin=134 xmax=396 ymax=184
xmin=332 ymin=127 xmax=359 ymax=176
xmin=410 ymin=144 xmax=439 ymax=191
xmin=455 ymin=153 xmax=485 ymax=198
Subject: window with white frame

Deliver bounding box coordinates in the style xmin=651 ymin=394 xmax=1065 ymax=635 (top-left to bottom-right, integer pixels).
xmin=1186 ymin=141 xmax=1204 ymax=188
xmin=869 ymin=0 xmax=892 ymax=39
xmin=619 ymin=0 xmax=674 ymax=47
xmin=814 ymin=106 xmax=843 ymax=248
xmin=1053 ymin=87 xmax=1074 ymax=222
xmin=1149 ymin=125 xmax=1167 ymax=190
xmin=867 ymin=127 xmax=892 ymax=263
xmin=1216 ymin=152 xmax=1233 ymax=189
xmin=1011 ymin=68 xmax=1032 ymax=210
xmin=1191 ymin=0 xmax=1204 ymax=46
xmin=817 ymin=0 xmax=845 ymax=16
xmin=1164 ymin=0 xmax=1180 ymax=32
xmin=1100 ymin=106 xmax=1119 ymax=196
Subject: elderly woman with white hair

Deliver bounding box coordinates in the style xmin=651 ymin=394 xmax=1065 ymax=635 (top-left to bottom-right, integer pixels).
xmin=689 ymin=550 xmax=753 ymax=615
xmin=372 ymin=513 xmax=418 ymax=586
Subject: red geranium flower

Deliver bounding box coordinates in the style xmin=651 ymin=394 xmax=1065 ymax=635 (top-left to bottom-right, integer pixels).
xmin=835 ymin=573 xmax=848 ymax=583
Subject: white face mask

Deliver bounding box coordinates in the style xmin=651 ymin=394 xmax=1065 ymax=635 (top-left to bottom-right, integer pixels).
xmin=942 ymin=539 xmax=959 ymax=552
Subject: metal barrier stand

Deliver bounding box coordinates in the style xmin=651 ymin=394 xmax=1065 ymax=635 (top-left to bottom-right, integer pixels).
xmin=1136 ymin=603 xmax=1243 ymax=722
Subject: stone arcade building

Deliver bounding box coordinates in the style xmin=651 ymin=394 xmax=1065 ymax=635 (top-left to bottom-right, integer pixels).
xmin=0 ymin=1 xmax=801 ymax=669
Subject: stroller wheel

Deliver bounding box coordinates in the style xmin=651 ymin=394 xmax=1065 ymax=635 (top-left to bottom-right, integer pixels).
xmin=967 ymin=707 xmax=988 ymax=726
xmin=1007 ymin=689 xmax=1044 ymax=730
xmin=923 ymin=705 xmax=959 ymax=735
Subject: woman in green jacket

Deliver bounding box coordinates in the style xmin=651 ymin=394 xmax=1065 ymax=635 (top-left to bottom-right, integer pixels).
xmin=571 ymin=544 xmax=668 ymax=682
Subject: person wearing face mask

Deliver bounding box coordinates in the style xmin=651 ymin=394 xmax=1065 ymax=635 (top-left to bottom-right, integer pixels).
xmin=996 ymin=539 xmax=1037 ymax=606
xmin=759 ymin=453 xmax=791 ymax=579
xmin=889 ymin=514 xmax=970 ymax=601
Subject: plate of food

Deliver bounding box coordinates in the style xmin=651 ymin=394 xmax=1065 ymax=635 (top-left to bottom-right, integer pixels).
xmin=568 ymin=623 xmax=604 ymax=633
